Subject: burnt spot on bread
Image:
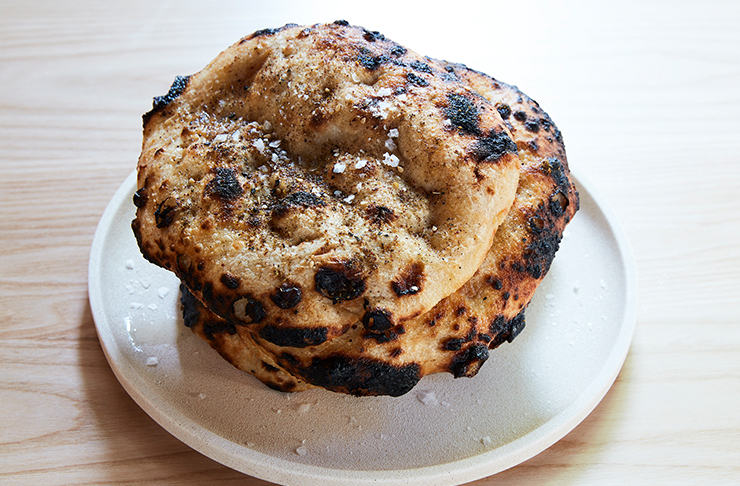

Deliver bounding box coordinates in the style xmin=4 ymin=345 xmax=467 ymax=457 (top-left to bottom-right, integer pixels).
xmin=390 ymin=45 xmax=407 ymax=57
xmin=444 ymin=93 xmax=480 ymax=136
xmin=270 ymin=282 xmax=303 ymax=309
xmin=315 ymin=260 xmax=366 ymax=303
xmin=410 ymin=60 xmax=432 ymax=73
xmin=133 ymin=188 xmax=147 ymax=208
xmin=272 ymin=191 xmax=325 ymax=218
xmin=297 ymin=354 xmax=421 ymax=397
xmin=363 ymin=326 xmax=403 ymax=343
xmin=362 ymin=28 xmax=385 ymax=42
xmin=365 ymin=204 xmax=397 ymax=225
xmin=525 ymin=119 xmax=540 ymax=133
xmin=143 ymin=75 xmax=191 ymax=125
xmin=259 ymin=324 xmax=327 ymax=347
xmin=486 ymin=275 xmax=504 ymax=290
xmin=180 ymin=283 xmax=201 ymax=329
xmin=443 ymin=337 xmax=465 ymax=351
xmin=489 ymin=310 xmax=526 ymax=349
xmin=472 ymin=129 xmax=518 ymax=163
xmin=333 ymin=20 xmax=350 ymax=26
xmin=356 ymin=46 xmax=387 ymax=71
xmin=520 ymin=228 xmax=561 ymax=279
xmin=154 ymin=197 xmax=178 ymax=228
xmin=206 ymin=167 xmax=243 ymax=200
xmin=550 ymin=191 xmax=570 ymax=216
xmin=496 ymin=102 xmax=512 ymax=120
xmin=406 ymin=72 xmax=429 ymax=87
xmin=449 ymin=343 xmax=489 ymax=378
xmin=529 ymin=216 xmax=545 ymax=233
xmin=361 ymin=308 xmax=394 ymax=332
xmin=220 ymin=272 xmax=240 ymax=290
xmin=233 ymin=295 xmax=266 ymax=324
xmin=391 ymin=262 xmax=425 ymax=297
xmin=180 ymin=284 xmax=237 ymax=341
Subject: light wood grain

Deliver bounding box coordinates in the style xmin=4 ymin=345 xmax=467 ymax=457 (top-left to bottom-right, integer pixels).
xmin=1 ymin=0 xmax=739 ymax=484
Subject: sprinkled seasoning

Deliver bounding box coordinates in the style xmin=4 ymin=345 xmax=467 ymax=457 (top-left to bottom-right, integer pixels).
xmin=382 ymin=153 xmax=400 ymax=167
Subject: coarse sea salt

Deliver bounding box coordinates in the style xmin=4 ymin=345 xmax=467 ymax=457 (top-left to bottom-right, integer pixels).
xmin=355 ymin=159 xmax=367 ymax=169
xmin=333 ymin=161 xmax=347 ymax=173
xmin=417 ymin=390 xmax=438 ymax=406
xmin=146 ymin=357 xmax=158 ymax=366
xmin=125 ymin=259 xmax=134 ymax=270
xmin=377 ymin=87 xmax=392 ymax=97
xmin=253 ymin=139 xmax=265 ymax=153
xmin=382 ymin=153 xmax=400 ymax=167
xmin=385 ymin=138 xmax=397 ymax=151
xmin=158 ymin=287 xmax=170 ymax=299
xmin=388 ymin=128 xmax=399 ymax=138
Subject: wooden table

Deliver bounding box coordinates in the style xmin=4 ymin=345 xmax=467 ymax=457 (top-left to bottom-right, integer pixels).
xmin=2 ymin=1 xmax=738 ymax=484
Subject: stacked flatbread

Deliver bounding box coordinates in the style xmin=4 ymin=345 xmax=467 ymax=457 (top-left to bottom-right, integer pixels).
xmin=132 ymin=21 xmax=578 ymax=396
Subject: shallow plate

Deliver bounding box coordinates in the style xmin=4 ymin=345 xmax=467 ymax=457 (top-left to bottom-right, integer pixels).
xmin=89 ymin=170 xmax=636 ymax=486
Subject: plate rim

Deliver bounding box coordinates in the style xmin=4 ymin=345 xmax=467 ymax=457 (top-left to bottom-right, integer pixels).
xmin=88 ymin=169 xmax=637 ymax=486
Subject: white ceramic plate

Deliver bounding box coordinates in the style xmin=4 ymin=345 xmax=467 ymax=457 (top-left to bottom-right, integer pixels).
xmin=89 ymin=170 xmax=636 ymax=486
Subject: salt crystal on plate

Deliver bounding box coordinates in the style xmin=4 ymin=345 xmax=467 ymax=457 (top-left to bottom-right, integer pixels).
xmin=481 ymin=436 xmax=492 ymax=446
xmin=417 ymin=390 xmax=438 ymax=406
xmin=158 ymin=287 xmax=170 ymax=299
xmin=125 ymin=259 xmax=134 ymax=270
xmin=139 ymin=278 xmax=151 ymax=289
xmin=295 ymin=445 xmax=308 ymax=456
xmin=146 ymin=357 xmax=158 ymax=366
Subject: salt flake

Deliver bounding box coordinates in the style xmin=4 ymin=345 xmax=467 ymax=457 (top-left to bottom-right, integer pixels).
xmin=417 ymin=390 xmax=438 ymax=406
xmin=146 ymin=357 xmax=158 ymax=366
xmin=382 ymin=153 xmax=400 ymax=167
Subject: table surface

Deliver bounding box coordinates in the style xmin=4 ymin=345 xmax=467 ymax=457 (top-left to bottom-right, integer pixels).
xmin=2 ymin=1 xmax=739 ymax=484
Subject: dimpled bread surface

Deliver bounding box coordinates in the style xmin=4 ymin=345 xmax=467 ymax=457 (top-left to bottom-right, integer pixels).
xmin=175 ymin=57 xmax=579 ymax=396
xmin=132 ymin=22 xmax=522 ymax=347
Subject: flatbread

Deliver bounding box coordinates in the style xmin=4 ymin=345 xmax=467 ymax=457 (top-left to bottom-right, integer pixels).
xmin=133 ymin=22 xmax=521 ymax=343
xmin=179 ymin=65 xmax=579 ymax=396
